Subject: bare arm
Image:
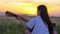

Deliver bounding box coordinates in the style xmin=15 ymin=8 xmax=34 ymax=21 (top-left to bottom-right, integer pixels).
xmin=5 ymin=11 xmax=31 ymax=34
xmin=16 ymin=16 xmax=28 ymax=30
xmin=16 ymin=17 xmax=31 ymax=34
xmin=5 ymin=11 xmax=28 ymax=29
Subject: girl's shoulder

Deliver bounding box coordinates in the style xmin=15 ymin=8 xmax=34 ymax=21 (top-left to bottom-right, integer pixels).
xmin=31 ymin=16 xmax=41 ymax=20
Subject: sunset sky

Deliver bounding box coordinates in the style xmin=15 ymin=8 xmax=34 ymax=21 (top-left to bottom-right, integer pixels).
xmin=0 ymin=0 xmax=60 ymax=17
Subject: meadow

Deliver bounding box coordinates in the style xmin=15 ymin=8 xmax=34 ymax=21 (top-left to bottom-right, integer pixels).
xmin=0 ymin=16 xmax=60 ymax=34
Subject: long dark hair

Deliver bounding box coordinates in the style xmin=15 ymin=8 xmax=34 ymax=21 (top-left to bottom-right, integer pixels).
xmin=37 ymin=5 xmax=54 ymax=34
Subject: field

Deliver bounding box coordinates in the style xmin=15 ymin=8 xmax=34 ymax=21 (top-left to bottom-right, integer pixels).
xmin=0 ymin=16 xmax=60 ymax=34
xmin=50 ymin=17 xmax=60 ymax=34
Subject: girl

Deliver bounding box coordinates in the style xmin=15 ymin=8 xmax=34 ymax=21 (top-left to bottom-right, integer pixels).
xmin=5 ymin=5 xmax=57 ymax=34
xmin=25 ymin=5 xmax=57 ymax=34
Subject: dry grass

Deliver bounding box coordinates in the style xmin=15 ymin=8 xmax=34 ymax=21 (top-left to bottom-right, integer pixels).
xmin=0 ymin=16 xmax=60 ymax=34
xmin=0 ymin=17 xmax=25 ymax=34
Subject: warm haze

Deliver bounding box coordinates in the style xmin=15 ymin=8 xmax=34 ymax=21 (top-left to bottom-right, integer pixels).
xmin=0 ymin=0 xmax=60 ymax=17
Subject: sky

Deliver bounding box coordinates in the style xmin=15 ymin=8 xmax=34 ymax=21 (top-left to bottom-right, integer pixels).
xmin=0 ymin=0 xmax=60 ymax=17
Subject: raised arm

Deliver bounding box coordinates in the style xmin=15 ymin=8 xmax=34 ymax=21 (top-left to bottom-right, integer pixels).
xmin=5 ymin=11 xmax=31 ymax=34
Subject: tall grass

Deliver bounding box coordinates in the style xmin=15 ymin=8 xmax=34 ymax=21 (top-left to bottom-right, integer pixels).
xmin=0 ymin=17 xmax=25 ymax=34
xmin=50 ymin=17 xmax=60 ymax=34
xmin=0 ymin=16 xmax=60 ymax=34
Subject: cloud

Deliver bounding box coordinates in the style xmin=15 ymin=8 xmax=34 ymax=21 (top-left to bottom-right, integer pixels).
xmin=0 ymin=0 xmax=27 ymax=2
xmin=0 ymin=0 xmax=60 ymax=4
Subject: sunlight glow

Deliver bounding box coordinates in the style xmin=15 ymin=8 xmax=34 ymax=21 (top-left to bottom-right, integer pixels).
xmin=0 ymin=0 xmax=60 ymax=16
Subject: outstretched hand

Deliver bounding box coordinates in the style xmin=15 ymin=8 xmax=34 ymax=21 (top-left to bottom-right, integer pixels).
xmin=5 ymin=11 xmax=29 ymax=22
xmin=5 ymin=11 xmax=31 ymax=34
